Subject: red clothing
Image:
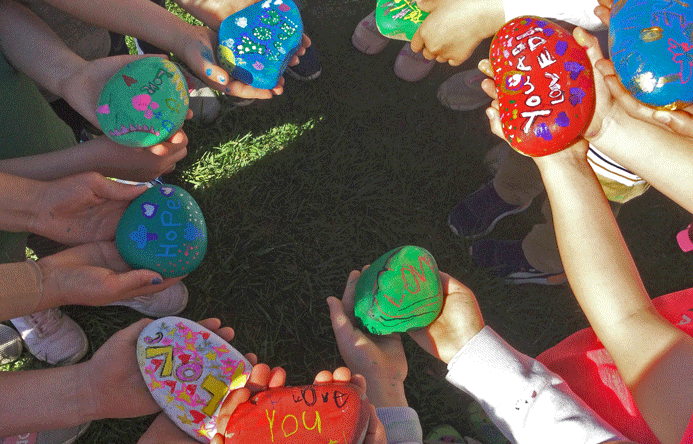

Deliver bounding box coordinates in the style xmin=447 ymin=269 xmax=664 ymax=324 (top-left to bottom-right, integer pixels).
xmin=536 ymin=288 xmax=693 ymax=444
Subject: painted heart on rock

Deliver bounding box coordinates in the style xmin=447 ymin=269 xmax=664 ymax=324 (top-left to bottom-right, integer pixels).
xmin=490 ymin=16 xmax=596 ymax=157
xmin=96 ymin=57 xmax=189 ymax=148
xmin=137 ymin=317 xmax=253 ymax=443
xmin=115 ymin=184 xmax=207 ymax=278
xmin=375 ymin=0 xmax=428 ymax=41
xmin=217 ymin=0 xmax=303 ymax=89
xmin=354 ymin=245 xmax=443 ymax=335
xmin=224 ymin=383 xmax=370 ymax=444
xmin=609 ymin=0 xmax=693 ymax=109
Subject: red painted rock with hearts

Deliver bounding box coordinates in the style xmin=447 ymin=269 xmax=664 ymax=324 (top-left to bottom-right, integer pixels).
xmin=224 ymin=383 xmax=370 ymax=444
xmin=490 ymin=16 xmax=595 ymax=157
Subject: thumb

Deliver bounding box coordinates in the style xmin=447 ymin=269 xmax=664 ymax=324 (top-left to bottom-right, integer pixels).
xmin=109 ymin=269 xmax=166 ymax=299
xmin=212 ymin=387 xmax=251 ymax=444
xmin=415 ymin=0 xmax=436 ymax=13
xmin=327 ymin=296 xmax=354 ymax=336
xmin=94 ymin=176 xmax=148 ymax=202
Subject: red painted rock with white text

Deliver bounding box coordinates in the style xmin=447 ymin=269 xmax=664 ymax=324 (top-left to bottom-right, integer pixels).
xmin=490 ymin=16 xmax=595 ymax=157
xmin=224 ymin=383 xmax=370 ymax=444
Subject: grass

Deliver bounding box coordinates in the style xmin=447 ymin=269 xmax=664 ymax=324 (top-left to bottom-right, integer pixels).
xmin=6 ymin=0 xmax=693 ymax=442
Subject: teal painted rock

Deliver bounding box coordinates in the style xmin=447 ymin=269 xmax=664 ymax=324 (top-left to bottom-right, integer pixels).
xmin=609 ymin=0 xmax=693 ymax=109
xmin=375 ymin=0 xmax=428 ymax=41
xmin=115 ymin=185 xmax=207 ymax=278
xmin=96 ymin=57 xmax=189 ymax=147
xmin=137 ymin=316 xmax=252 ymax=443
xmin=217 ymin=0 xmax=303 ymax=89
xmin=354 ymin=246 xmax=443 ymax=335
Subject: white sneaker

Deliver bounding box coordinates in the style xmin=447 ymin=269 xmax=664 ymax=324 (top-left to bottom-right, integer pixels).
xmin=108 ymin=281 xmax=189 ymax=317
xmin=1 ymin=422 xmax=91 ymax=444
xmin=0 ymin=324 xmax=22 ymax=365
xmin=178 ymin=65 xmax=222 ymax=123
xmin=10 ymin=309 xmax=88 ymax=366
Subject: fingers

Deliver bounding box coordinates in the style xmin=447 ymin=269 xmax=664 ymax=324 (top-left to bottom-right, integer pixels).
xmin=573 ymin=27 xmax=603 ymax=64
xmin=313 ymin=370 xmax=334 ymax=384
xmin=410 ymin=31 xmax=425 ymax=53
xmin=653 ymin=109 xmax=693 ymax=138
xmin=478 ymin=59 xmax=493 ymax=77
xmin=480 ymin=78 xmax=497 ymax=100
xmin=349 ymin=373 xmax=367 ymax=392
xmin=332 ymin=366 xmax=352 ymax=382
xmin=268 ymin=366 xmax=286 ymax=388
xmin=326 ymin=296 xmax=354 ymax=336
xmin=197 ymin=319 xmax=236 ymax=343
xmin=91 ymin=173 xmax=148 ymax=202
xmin=485 ymin=105 xmax=506 ymax=141
xmin=212 ymin=387 xmax=251 ymax=444
xmin=245 ymin=363 xmax=271 ymax=392
xmin=223 ymin=79 xmax=275 ymax=99
xmin=594 ymin=5 xmax=611 ymax=26
xmin=244 ymin=352 xmax=258 ymax=366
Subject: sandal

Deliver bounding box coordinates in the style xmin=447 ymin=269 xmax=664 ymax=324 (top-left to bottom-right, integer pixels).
xmin=394 ymin=42 xmax=435 ymax=82
xmin=352 ymin=11 xmax=390 ymax=55
xmin=437 ymin=68 xmax=493 ymax=111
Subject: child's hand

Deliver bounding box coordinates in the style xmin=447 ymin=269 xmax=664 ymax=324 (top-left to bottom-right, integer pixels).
xmin=35 ymin=241 xmax=184 ymax=309
xmin=594 ymin=0 xmax=613 ymax=26
xmin=327 ymin=268 xmax=408 ymax=407
xmin=211 ymin=362 xmax=286 ymax=444
xmin=91 ymin=130 xmax=188 ymax=182
xmin=62 ymin=54 xmax=167 ymax=129
xmin=29 ymin=172 xmax=146 ymax=245
xmin=411 ymin=0 xmax=505 ymax=65
xmin=313 ymin=367 xmax=388 ymax=444
xmin=407 ymin=272 xmax=484 ymax=364
xmin=137 ymin=412 xmax=197 ymax=444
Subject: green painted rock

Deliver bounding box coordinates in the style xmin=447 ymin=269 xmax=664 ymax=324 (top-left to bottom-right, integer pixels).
xmin=115 ymin=185 xmax=207 ymax=278
xmin=354 ymin=246 xmax=443 ymax=335
xmin=96 ymin=57 xmax=189 ymax=147
xmin=375 ymin=0 xmax=428 ymax=41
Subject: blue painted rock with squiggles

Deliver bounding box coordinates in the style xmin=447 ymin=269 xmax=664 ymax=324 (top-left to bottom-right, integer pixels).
xmin=96 ymin=57 xmax=189 ymax=147
xmin=116 ymin=185 xmax=207 ymax=278
xmin=610 ymin=0 xmax=693 ymax=109
xmin=217 ymin=0 xmax=303 ymax=89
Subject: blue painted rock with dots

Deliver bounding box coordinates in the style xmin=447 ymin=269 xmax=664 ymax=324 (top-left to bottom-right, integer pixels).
xmin=137 ymin=317 xmax=252 ymax=443
xmin=96 ymin=57 xmax=189 ymax=147
xmin=610 ymin=0 xmax=693 ymax=109
xmin=116 ymin=185 xmax=207 ymax=278
xmin=217 ymin=0 xmax=303 ymax=89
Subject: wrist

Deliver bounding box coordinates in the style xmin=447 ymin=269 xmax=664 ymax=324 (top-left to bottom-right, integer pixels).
xmin=365 ymin=378 xmax=408 ymax=408
xmin=75 ymin=361 xmax=102 ymax=423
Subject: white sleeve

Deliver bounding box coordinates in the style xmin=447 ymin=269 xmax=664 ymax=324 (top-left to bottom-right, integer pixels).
xmin=445 ymin=326 xmax=626 ymax=444
xmin=503 ymin=0 xmax=605 ymax=30
xmin=376 ymin=406 xmax=423 ymax=444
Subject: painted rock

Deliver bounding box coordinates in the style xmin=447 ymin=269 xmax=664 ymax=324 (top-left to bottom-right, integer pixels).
xmin=490 ymin=16 xmax=596 ymax=157
xmin=137 ymin=317 xmax=253 ymax=443
xmin=217 ymin=0 xmax=303 ymax=89
xmin=96 ymin=57 xmax=189 ymax=147
xmin=609 ymin=0 xmax=693 ymax=109
xmin=354 ymin=245 xmax=443 ymax=335
xmin=115 ymin=184 xmax=207 ymax=278
xmin=375 ymin=0 xmax=429 ymax=41
xmin=224 ymin=383 xmax=370 ymax=444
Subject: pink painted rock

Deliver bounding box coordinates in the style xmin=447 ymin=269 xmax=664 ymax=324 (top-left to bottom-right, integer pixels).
xmin=137 ymin=317 xmax=252 ymax=443
xmin=490 ymin=16 xmax=596 ymax=157
xmin=224 ymin=383 xmax=370 ymax=444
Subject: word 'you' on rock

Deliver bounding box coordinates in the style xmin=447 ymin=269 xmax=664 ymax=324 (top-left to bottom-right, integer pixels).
xmin=354 ymin=245 xmax=443 ymax=335
xmin=137 ymin=316 xmax=253 ymax=443
xmin=224 ymin=383 xmax=371 ymax=444
xmin=490 ymin=16 xmax=596 ymax=157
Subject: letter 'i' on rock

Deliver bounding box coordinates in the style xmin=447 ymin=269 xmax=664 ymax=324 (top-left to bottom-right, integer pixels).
xmin=353 ymin=245 xmax=443 ymax=335
xmin=115 ymin=185 xmax=207 ymax=278
xmin=96 ymin=57 xmax=189 ymax=147
xmin=217 ymin=0 xmax=303 ymax=89
xmin=375 ymin=0 xmax=429 ymax=41
xmin=136 ymin=317 xmax=253 ymax=443
xmin=609 ymin=0 xmax=693 ymax=109
xmin=224 ymin=384 xmax=370 ymax=444
xmin=490 ymin=16 xmax=596 ymax=157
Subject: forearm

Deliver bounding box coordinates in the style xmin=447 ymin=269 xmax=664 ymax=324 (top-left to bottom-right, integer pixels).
xmin=41 ymin=0 xmax=196 ymax=55
xmin=375 ymin=407 xmax=423 ymax=444
xmin=0 ymin=260 xmax=42 ymax=321
xmin=502 ymin=0 xmax=604 ymax=30
xmin=0 ymin=363 xmax=96 ymax=436
xmin=0 ymin=173 xmax=43 ymax=233
xmin=589 ymin=107 xmax=693 ymax=215
xmin=536 ymin=150 xmax=693 ymax=443
xmin=446 ymin=326 xmax=625 ymax=443
xmin=0 ymin=1 xmax=85 ymax=99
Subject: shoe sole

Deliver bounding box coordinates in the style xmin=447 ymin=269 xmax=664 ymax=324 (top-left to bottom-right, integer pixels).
xmin=284 ymin=67 xmax=322 ymax=81
xmin=448 ymin=200 xmax=532 ymax=240
xmin=505 ymin=271 xmax=568 ymax=285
